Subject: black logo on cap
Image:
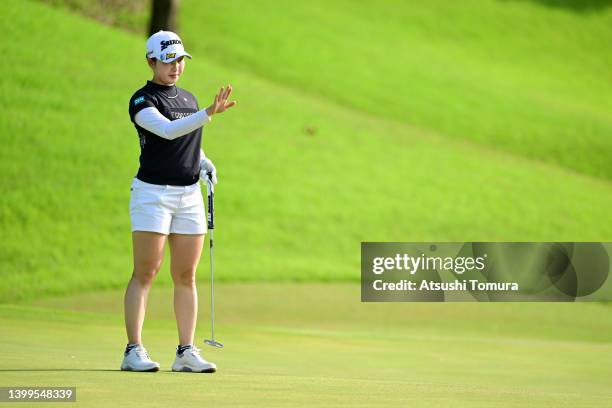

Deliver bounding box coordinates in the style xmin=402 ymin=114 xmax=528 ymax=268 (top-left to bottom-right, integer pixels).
xmin=160 ymin=39 xmax=182 ymax=51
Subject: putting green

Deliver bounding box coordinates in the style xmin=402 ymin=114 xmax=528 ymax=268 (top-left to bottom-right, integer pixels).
xmin=1 ymin=283 xmax=611 ymax=407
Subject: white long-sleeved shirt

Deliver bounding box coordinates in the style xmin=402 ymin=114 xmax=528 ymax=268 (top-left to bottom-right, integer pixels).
xmin=134 ymin=106 xmax=211 ymax=140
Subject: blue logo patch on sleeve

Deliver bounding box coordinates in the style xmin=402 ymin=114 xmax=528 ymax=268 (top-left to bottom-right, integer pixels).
xmin=134 ymin=96 xmax=145 ymax=105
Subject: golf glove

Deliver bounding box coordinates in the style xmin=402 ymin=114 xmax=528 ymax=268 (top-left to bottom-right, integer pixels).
xmin=200 ymin=157 xmax=217 ymax=185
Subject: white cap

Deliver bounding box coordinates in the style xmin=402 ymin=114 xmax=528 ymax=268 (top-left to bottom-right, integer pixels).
xmin=146 ymin=30 xmax=192 ymax=63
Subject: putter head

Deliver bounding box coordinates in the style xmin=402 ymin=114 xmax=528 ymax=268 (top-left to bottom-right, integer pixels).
xmin=204 ymin=339 xmax=224 ymax=348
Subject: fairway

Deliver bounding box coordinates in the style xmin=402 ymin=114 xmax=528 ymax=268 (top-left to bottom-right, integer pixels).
xmin=2 ymin=284 xmax=611 ymax=407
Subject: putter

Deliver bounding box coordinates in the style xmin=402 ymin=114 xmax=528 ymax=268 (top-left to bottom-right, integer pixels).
xmin=203 ymin=172 xmax=224 ymax=348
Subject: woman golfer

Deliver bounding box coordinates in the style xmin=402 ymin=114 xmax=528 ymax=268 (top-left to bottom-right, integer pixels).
xmin=121 ymin=31 xmax=235 ymax=373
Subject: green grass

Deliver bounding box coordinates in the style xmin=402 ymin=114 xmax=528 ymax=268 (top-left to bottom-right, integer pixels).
xmin=0 ymin=0 xmax=611 ymax=302
xmin=2 ymin=4 xmax=610 ymax=405
xmin=39 ymin=0 xmax=149 ymax=33
xmin=1 ymin=284 xmax=611 ymax=407
xmin=182 ymin=0 xmax=612 ymax=180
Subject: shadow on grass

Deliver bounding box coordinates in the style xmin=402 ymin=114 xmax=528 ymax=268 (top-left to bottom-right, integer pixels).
xmin=0 ymin=369 xmax=120 ymax=372
xmin=0 ymin=369 xmax=180 ymax=373
xmin=501 ymin=0 xmax=612 ymax=12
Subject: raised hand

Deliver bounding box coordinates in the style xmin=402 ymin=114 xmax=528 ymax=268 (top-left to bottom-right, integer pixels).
xmin=206 ymin=85 xmax=236 ymax=116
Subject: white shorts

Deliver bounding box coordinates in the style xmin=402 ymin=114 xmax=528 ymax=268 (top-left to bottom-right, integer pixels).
xmin=129 ymin=177 xmax=206 ymax=235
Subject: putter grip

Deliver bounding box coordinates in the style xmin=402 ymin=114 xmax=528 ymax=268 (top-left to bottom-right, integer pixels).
xmin=207 ymin=189 xmax=214 ymax=230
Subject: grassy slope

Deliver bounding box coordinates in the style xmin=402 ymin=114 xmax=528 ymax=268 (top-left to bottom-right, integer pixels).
xmin=0 ymin=0 xmax=611 ymax=301
xmin=181 ymin=0 xmax=612 ymax=180
xmin=1 ymin=284 xmax=611 ymax=407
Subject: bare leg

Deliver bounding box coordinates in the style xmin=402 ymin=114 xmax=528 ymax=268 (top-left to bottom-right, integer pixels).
xmin=124 ymin=231 xmax=167 ymax=344
xmin=169 ymin=233 xmax=204 ymax=346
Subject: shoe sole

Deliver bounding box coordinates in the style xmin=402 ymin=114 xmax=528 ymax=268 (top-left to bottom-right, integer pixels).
xmin=172 ymin=366 xmax=216 ymax=373
xmin=121 ymin=366 xmax=160 ymax=372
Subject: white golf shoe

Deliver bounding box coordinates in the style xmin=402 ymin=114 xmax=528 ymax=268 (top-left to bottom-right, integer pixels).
xmin=120 ymin=344 xmax=160 ymax=372
xmin=172 ymin=345 xmax=217 ymax=373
